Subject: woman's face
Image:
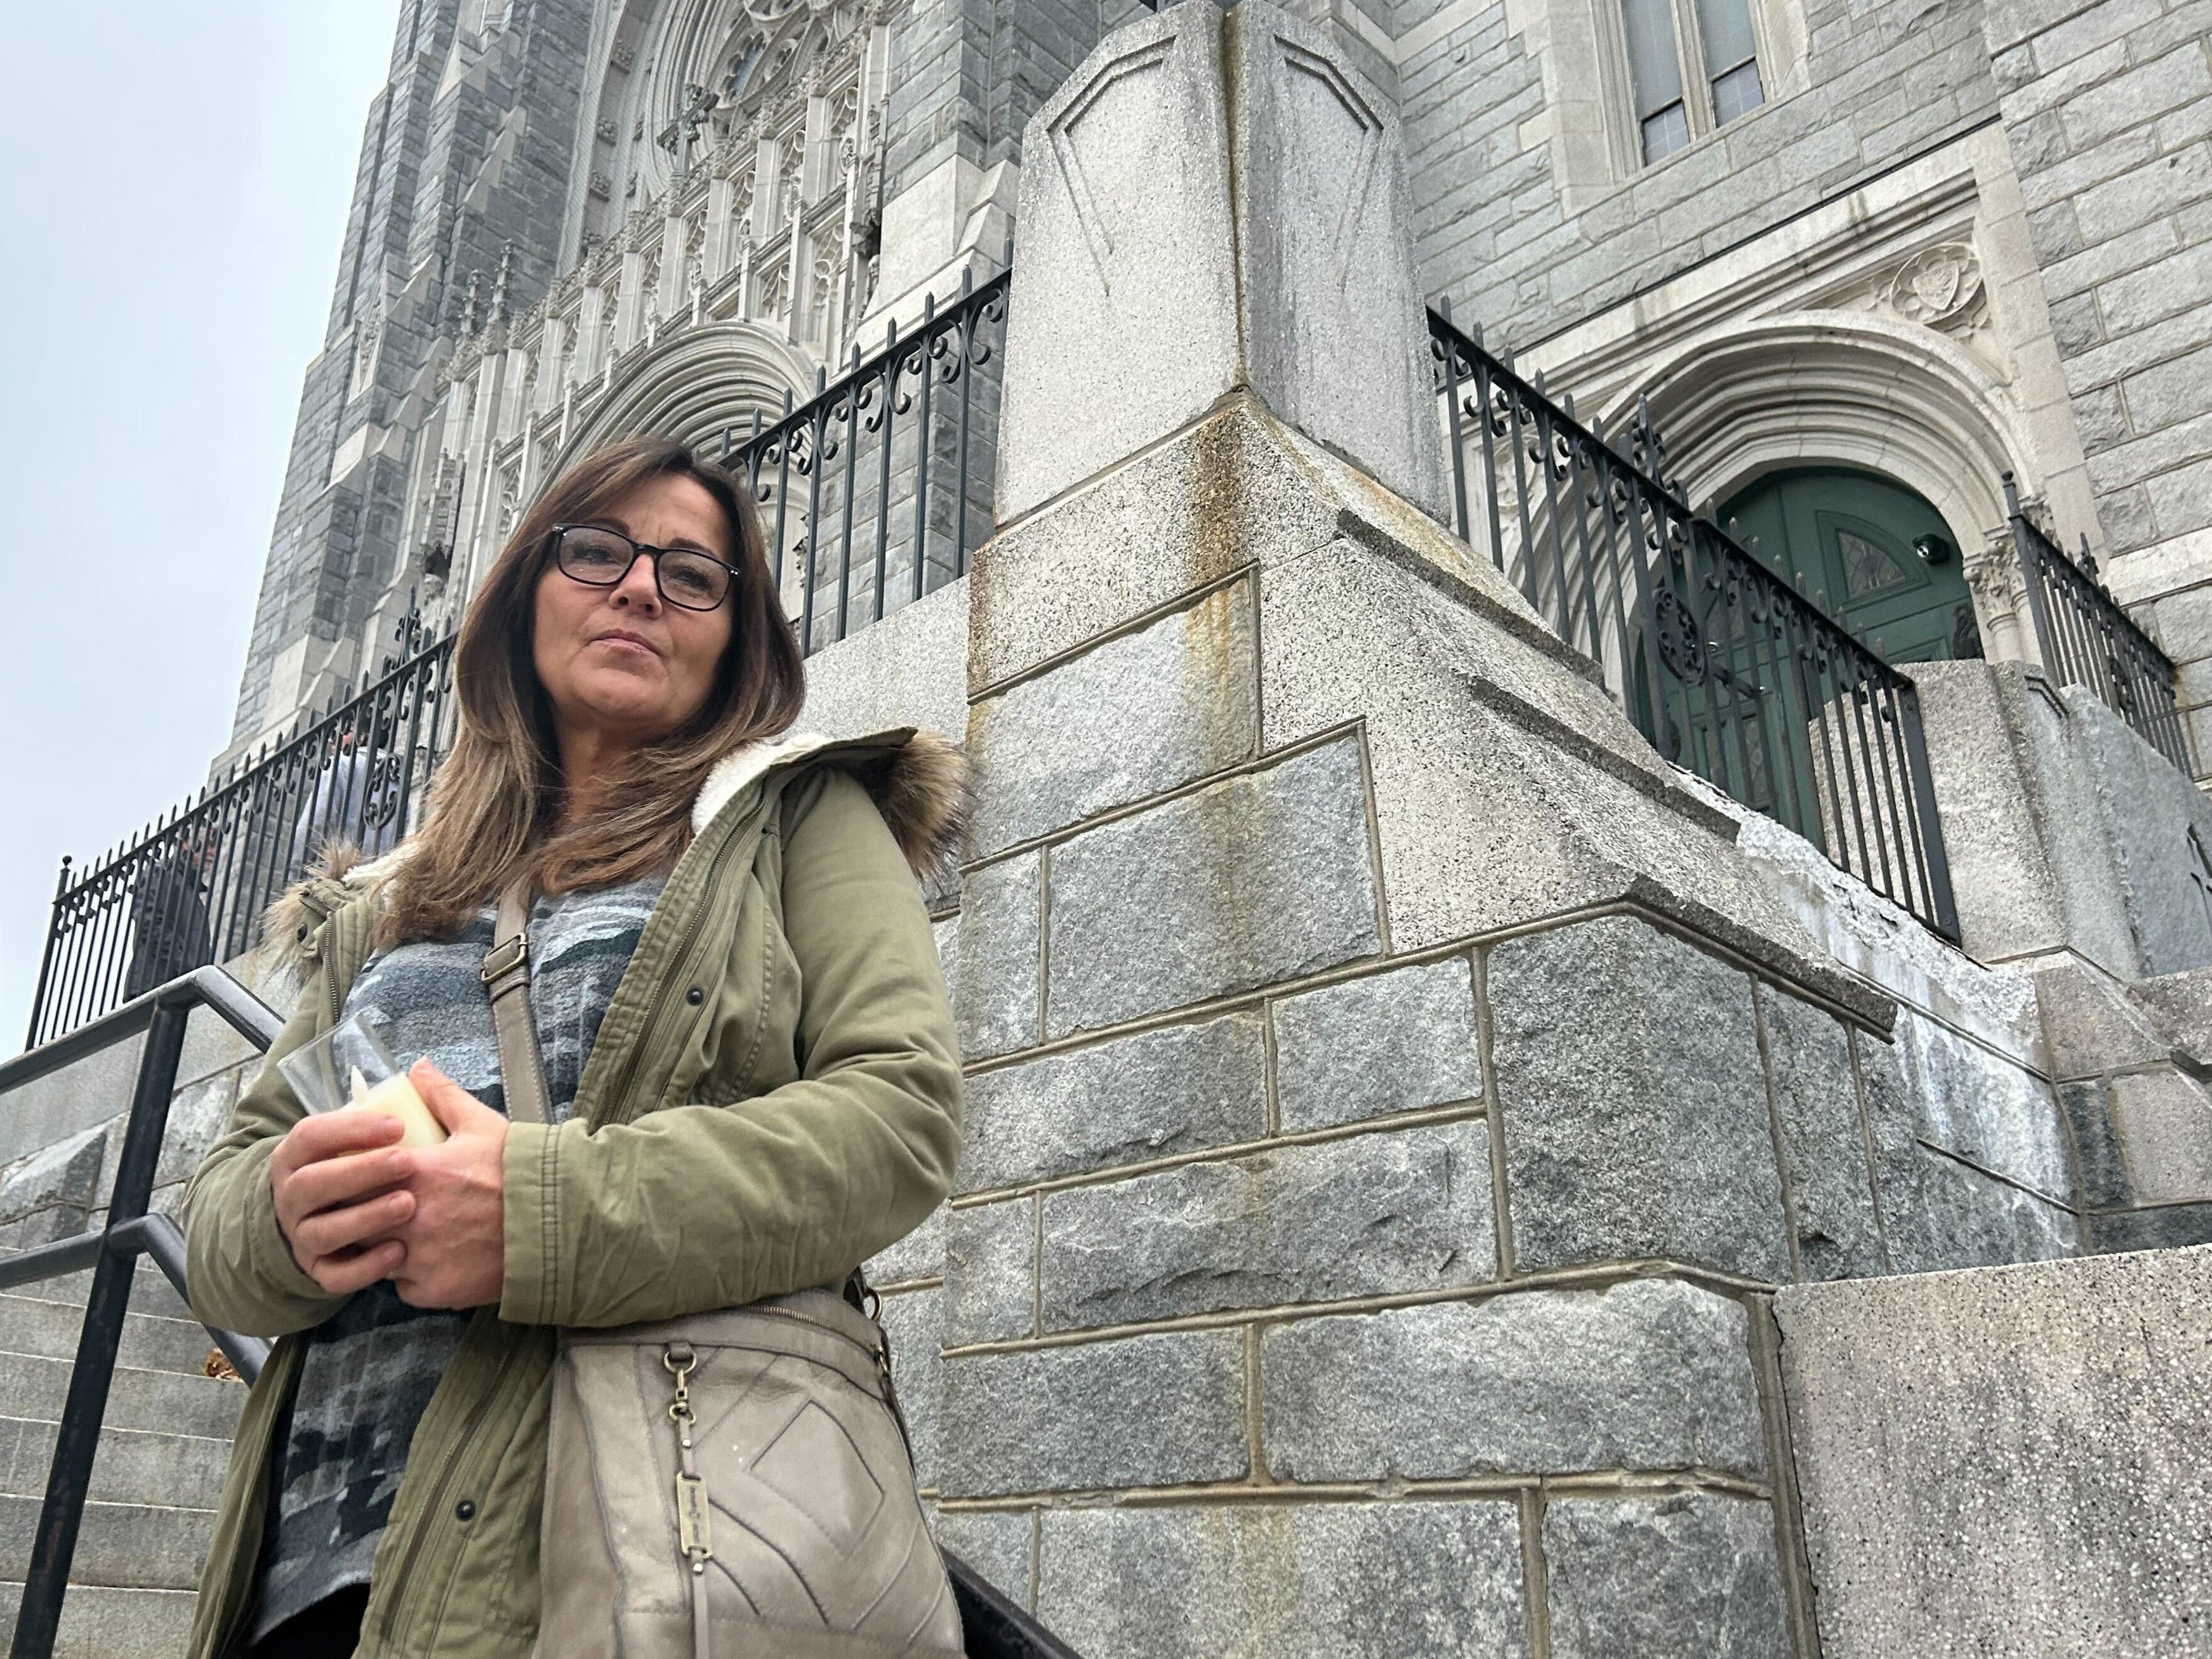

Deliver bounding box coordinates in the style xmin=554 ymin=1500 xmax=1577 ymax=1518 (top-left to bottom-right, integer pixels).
xmin=531 ymin=472 xmax=737 ymax=753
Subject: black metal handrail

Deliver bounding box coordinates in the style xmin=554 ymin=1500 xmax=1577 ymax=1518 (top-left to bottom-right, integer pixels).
xmin=720 ymin=260 xmax=1010 ymax=656
xmin=0 ymin=964 xmax=1078 ymax=1659
xmin=0 ymin=967 xmax=282 ymax=1659
xmin=1430 ymin=301 xmax=1961 ymax=940
xmin=27 ymin=621 xmax=458 ymax=1050
xmin=2003 ymin=475 xmax=2192 ymax=772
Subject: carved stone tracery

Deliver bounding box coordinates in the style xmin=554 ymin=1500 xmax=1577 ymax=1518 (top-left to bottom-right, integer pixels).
xmin=397 ymin=0 xmax=890 ymax=642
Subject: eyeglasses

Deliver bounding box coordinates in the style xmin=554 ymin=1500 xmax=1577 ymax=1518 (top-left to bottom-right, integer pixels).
xmin=549 ymin=524 xmax=739 ymax=612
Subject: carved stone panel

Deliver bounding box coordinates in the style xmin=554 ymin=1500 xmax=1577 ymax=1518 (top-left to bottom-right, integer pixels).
xmin=1884 ymin=244 xmax=1984 ymax=332
xmin=998 ymin=1 xmax=1442 ymax=522
xmin=995 ymin=4 xmax=1240 ymax=520
xmin=1228 ymin=5 xmax=1447 ymax=519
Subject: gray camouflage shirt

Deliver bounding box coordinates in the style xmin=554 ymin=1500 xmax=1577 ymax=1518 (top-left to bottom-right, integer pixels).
xmin=250 ymin=876 xmax=665 ymax=1639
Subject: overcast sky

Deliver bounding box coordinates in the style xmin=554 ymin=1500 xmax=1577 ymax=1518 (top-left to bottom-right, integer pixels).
xmin=0 ymin=1 xmax=402 ymax=1055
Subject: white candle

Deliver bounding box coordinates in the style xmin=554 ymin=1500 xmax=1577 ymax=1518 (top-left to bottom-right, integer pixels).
xmin=348 ymin=1065 xmax=449 ymax=1147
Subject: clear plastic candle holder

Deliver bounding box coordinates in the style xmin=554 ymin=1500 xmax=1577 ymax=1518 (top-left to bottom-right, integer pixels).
xmin=277 ymin=1014 xmax=447 ymax=1146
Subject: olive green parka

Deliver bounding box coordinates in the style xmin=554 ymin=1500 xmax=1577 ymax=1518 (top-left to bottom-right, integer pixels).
xmin=180 ymin=728 xmax=966 ymax=1659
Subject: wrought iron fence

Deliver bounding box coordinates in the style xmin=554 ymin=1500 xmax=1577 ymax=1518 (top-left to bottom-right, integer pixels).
xmin=2003 ymin=474 xmax=2191 ymax=772
xmin=1430 ymin=300 xmax=1961 ymax=940
xmin=25 ymin=621 xmax=459 ymax=1049
xmin=720 ymin=260 xmax=1009 ymax=656
xmin=27 ymin=265 xmax=1014 ymax=1048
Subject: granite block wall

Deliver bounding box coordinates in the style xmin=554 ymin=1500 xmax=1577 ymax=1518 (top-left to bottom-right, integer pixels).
xmin=938 ymin=772 xmax=1990 ymax=1657
xmin=915 ymin=692 xmax=2089 ymax=1651
xmin=1397 ymin=0 xmax=2004 ymax=343
xmin=927 ymin=481 xmax=2086 ymax=1648
xmin=1984 ymin=0 xmax=2212 ymax=774
xmin=1985 ymin=0 xmax=2212 ymax=551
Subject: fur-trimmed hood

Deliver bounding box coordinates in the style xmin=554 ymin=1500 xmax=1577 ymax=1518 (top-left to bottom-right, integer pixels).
xmin=262 ymin=726 xmax=967 ymax=970
xmin=689 ymin=726 xmax=966 ymax=880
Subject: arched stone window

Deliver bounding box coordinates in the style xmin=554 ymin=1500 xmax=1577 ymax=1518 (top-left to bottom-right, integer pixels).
xmin=467 ymin=319 xmax=818 ymax=609
xmin=548 ymin=317 xmax=817 ymax=465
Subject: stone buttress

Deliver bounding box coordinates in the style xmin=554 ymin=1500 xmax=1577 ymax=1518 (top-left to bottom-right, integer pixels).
xmin=920 ymin=6 xmax=1949 ymax=1651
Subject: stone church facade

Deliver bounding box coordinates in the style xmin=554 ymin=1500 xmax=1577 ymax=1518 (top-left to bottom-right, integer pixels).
xmin=3 ymin=0 xmax=2195 ymax=1655
xmin=228 ymin=0 xmax=2211 ymax=782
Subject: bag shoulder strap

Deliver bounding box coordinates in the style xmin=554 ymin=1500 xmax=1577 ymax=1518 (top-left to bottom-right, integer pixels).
xmin=481 ymin=883 xmax=551 ymax=1127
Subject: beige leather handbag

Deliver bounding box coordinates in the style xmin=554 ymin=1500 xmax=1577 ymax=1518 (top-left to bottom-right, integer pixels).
xmin=486 ymin=892 xmax=964 ymax=1659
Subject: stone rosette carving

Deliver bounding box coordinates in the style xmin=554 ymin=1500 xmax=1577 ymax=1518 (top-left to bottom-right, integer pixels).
xmin=1884 ymin=244 xmax=1984 ymax=331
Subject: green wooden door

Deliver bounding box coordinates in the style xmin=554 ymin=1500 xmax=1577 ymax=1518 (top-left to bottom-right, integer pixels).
xmin=1718 ymin=466 xmax=1980 ymax=666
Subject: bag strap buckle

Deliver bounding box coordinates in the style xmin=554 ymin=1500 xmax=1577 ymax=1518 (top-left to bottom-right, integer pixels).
xmin=479 ymin=934 xmax=528 ymax=984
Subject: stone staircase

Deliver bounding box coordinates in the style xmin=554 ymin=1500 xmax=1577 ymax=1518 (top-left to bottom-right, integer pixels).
xmin=0 ymin=1255 xmax=244 ymax=1657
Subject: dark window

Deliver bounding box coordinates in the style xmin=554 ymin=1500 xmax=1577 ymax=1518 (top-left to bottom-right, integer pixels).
xmin=1623 ymin=0 xmax=1765 ymax=166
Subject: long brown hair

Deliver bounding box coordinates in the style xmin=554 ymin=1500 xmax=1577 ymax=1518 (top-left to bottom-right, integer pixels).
xmin=378 ymin=438 xmax=805 ymax=948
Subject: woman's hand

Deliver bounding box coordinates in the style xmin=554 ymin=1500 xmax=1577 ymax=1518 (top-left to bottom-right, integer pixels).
xmin=385 ymin=1061 xmax=510 ymax=1310
xmin=269 ymin=1110 xmax=416 ymax=1295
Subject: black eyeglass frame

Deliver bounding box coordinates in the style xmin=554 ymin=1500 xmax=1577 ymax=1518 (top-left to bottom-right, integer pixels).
xmin=547 ymin=523 xmax=742 ymax=612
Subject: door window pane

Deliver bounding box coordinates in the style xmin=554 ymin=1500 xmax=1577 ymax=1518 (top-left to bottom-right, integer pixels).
xmin=1838 ymin=529 xmax=1912 ymax=598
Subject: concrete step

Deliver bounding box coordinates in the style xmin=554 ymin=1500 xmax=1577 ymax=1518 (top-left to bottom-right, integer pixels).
xmin=0 ymin=1290 xmax=223 ymax=1378
xmin=0 ymin=1201 xmax=242 ymax=1650
xmin=0 ymin=1493 xmax=216 ymax=1592
xmin=0 ymin=1352 xmax=246 ymax=1443
xmin=0 ymin=1580 xmax=198 ymax=1659
xmin=0 ymin=1416 xmax=234 ymax=1510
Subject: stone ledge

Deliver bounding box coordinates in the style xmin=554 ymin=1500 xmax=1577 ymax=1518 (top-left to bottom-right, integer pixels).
xmin=1775 ymin=1243 xmax=2212 ymax=1656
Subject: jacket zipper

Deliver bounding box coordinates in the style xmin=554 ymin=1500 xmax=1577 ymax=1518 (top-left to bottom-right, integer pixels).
xmin=376 ymin=1337 xmax=529 ymax=1644
xmin=594 ymin=805 xmax=758 ymax=1130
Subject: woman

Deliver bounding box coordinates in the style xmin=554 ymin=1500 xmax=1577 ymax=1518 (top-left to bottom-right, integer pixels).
xmin=182 ymin=438 xmax=964 ymax=1659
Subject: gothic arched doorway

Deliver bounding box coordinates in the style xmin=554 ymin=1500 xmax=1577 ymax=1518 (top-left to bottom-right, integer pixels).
xmin=1717 ymin=466 xmax=1982 ymax=665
